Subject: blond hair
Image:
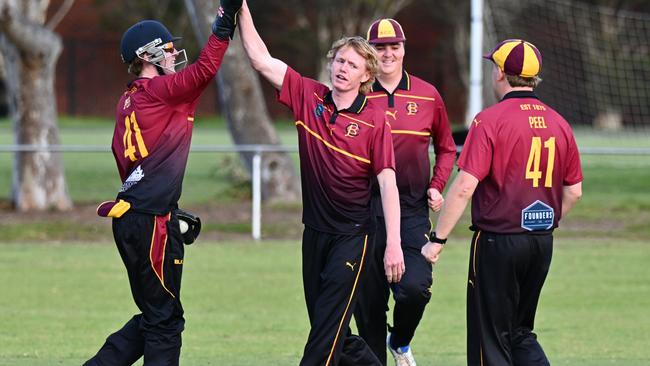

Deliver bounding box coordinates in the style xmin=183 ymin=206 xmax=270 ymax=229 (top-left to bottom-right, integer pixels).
xmin=326 ymin=36 xmax=379 ymax=94
xmin=506 ymin=74 xmax=542 ymax=88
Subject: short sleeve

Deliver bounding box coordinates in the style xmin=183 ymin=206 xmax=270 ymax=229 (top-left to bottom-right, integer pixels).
xmin=371 ymin=113 xmax=396 ymax=175
xmin=563 ymin=133 xmax=583 ymax=185
xmin=457 ymin=114 xmax=493 ymax=181
xmin=277 ymin=66 xmax=304 ymax=115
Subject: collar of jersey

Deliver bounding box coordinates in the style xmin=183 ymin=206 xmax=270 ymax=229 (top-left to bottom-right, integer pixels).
xmin=323 ymin=91 xmax=368 ymax=114
xmin=501 ymin=90 xmax=538 ymax=101
xmin=126 ymin=77 xmax=151 ymax=88
xmin=371 ymin=70 xmax=411 ymax=94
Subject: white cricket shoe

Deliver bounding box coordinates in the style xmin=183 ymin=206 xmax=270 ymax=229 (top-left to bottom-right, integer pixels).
xmin=387 ymin=333 xmax=417 ymax=366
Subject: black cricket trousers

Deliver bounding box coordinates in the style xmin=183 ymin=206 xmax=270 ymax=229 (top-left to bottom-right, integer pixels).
xmin=85 ymin=211 xmax=185 ymax=366
xmin=354 ymin=215 xmax=433 ymax=364
xmin=467 ymin=230 xmax=553 ymax=366
xmin=300 ymin=226 xmax=381 ymax=366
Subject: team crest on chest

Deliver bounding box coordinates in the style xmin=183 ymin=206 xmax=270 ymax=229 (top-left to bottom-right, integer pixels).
xmin=345 ymin=122 xmax=360 ymax=137
xmin=406 ymin=101 xmax=418 ymax=115
xmin=314 ymin=103 xmax=325 ymax=118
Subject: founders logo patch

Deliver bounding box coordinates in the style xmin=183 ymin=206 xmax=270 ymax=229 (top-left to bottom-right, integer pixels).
xmin=521 ymin=200 xmax=554 ymax=231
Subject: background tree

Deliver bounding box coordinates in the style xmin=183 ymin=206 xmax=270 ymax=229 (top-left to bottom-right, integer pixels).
xmin=0 ymin=0 xmax=74 ymax=211
xmin=280 ymin=0 xmax=413 ymax=83
xmin=184 ymin=0 xmax=300 ymax=202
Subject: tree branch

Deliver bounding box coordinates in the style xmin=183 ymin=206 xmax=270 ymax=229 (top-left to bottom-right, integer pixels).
xmin=45 ymin=0 xmax=74 ymax=30
xmin=0 ymin=2 xmax=61 ymax=57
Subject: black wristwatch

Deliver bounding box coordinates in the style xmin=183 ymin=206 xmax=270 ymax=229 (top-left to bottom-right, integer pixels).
xmin=428 ymin=231 xmax=447 ymax=245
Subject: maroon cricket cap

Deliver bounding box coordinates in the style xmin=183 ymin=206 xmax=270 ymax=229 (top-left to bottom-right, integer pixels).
xmin=484 ymin=39 xmax=542 ymax=78
xmin=366 ymin=19 xmax=406 ymax=44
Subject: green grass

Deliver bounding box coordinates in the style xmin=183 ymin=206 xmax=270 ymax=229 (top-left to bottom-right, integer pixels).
xmin=0 ymin=239 xmax=648 ymax=365
xmin=0 ymin=117 xmax=297 ymax=205
xmin=0 ymin=117 xmax=649 ymax=365
xmin=572 ymin=127 xmax=650 ymax=148
xmin=556 ymin=155 xmax=650 ymax=240
xmin=0 ymin=117 xmax=648 ymax=207
xmin=1 ymin=116 xmax=650 ymax=242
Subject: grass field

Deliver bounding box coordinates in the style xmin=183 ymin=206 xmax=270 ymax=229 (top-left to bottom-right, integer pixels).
xmin=0 ymin=239 xmax=649 ymax=365
xmin=0 ymin=117 xmax=649 ymax=365
xmin=1 ymin=117 xmax=650 ymax=241
xmin=1 ymin=117 xmax=649 ymax=206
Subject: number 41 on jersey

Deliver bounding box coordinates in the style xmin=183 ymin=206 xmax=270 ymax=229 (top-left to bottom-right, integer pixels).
xmin=525 ymin=136 xmax=555 ymax=188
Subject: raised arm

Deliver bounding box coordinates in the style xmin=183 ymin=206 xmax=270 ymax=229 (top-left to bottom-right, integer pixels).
xmin=238 ymin=0 xmax=287 ymax=90
xmin=147 ymin=0 xmax=242 ymax=104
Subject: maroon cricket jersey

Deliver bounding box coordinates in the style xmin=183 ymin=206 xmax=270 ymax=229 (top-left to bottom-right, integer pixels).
xmin=112 ymin=35 xmax=229 ymax=215
xmin=367 ymin=71 xmax=456 ymax=217
xmin=278 ymin=67 xmax=396 ymax=234
xmin=458 ymin=91 xmax=583 ymax=233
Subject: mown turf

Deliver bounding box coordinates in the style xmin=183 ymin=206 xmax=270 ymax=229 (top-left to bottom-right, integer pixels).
xmin=0 ymin=239 xmax=648 ymax=365
xmin=0 ymin=118 xmax=649 ymax=365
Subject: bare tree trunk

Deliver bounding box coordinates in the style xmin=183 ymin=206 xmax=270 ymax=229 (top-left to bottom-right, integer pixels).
xmin=184 ymin=0 xmax=300 ymax=202
xmin=0 ymin=0 xmax=72 ymax=211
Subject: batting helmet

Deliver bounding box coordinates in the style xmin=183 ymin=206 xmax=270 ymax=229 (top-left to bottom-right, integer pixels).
xmin=120 ymin=20 xmax=181 ymax=64
xmin=366 ymin=18 xmax=406 ymax=45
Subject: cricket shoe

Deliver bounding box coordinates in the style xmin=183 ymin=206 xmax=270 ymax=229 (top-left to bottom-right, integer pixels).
xmin=387 ymin=333 xmax=417 ymax=366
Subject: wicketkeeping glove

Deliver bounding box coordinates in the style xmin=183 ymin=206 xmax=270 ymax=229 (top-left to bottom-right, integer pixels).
xmin=175 ymin=209 xmax=202 ymax=245
xmin=212 ymin=0 xmax=243 ymax=40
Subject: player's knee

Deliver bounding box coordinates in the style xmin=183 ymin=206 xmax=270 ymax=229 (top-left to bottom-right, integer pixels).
xmin=394 ymin=280 xmax=431 ymax=305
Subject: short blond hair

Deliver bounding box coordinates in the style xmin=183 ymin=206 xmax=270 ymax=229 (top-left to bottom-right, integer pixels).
xmin=326 ymin=36 xmax=379 ymax=94
xmin=506 ymin=74 xmax=542 ymax=88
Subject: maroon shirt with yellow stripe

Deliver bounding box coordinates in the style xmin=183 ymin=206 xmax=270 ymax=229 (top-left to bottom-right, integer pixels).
xmin=458 ymin=91 xmax=583 ymax=233
xmin=278 ymin=67 xmax=396 ymax=234
xmin=367 ymin=71 xmax=456 ymax=217
xmin=112 ymin=35 xmax=229 ymax=215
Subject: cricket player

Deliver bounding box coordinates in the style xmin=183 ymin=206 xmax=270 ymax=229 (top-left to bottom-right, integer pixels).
xmin=354 ymin=18 xmax=456 ymax=366
xmin=84 ymin=1 xmax=242 ymax=365
xmin=237 ymin=1 xmax=404 ymax=364
xmin=421 ymin=39 xmax=583 ymax=366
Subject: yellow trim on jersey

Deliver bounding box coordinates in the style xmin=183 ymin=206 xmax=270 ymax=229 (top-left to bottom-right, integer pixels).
xmin=149 ymin=214 xmax=176 ymax=299
xmin=394 ymin=93 xmax=436 ymax=101
xmin=339 ymin=113 xmax=375 ymax=128
xmin=326 ymin=235 xmax=369 ymax=366
xmin=365 ymin=94 xmax=384 ymax=99
xmin=313 ymin=92 xmax=374 ymax=128
xmin=391 ymin=130 xmax=431 ymax=136
xmin=295 ymin=121 xmax=370 ymax=164
xmin=187 ymin=116 xmax=195 ymax=122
